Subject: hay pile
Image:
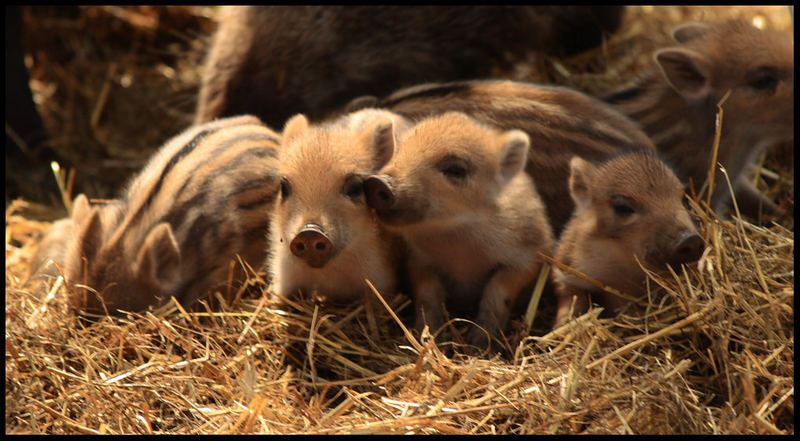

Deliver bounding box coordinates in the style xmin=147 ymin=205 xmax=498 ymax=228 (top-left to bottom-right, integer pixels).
xmin=6 ymin=6 xmax=794 ymax=434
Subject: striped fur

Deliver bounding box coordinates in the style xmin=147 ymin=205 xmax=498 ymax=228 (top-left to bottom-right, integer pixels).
xmin=603 ymin=20 xmax=793 ymax=217
xmin=338 ymin=79 xmax=656 ymax=235
xmin=61 ymin=115 xmax=281 ymax=315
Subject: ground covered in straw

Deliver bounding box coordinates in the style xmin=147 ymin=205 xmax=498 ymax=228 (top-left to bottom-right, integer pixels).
xmin=6 ymin=6 xmax=794 ymax=434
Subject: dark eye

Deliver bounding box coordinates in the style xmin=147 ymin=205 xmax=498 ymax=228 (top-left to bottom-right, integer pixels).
xmin=611 ymin=195 xmax=636 ymax=218
xmin=442 ymin=165 xmax=467 ymax=179
xmin=745 ymin=66 xmax=779 ymax=94
xmin=280 ymin=178 xmax=291 ymax=200
xmin=682 ymin=193 xmax=692 ymax=209
xmin=343 ymin=175 xmax=364 ymax=200
xmin=437 ymin=156 xmax=470 ymax=181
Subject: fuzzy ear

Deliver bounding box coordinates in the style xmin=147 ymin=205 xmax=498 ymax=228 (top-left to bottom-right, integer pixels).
xmin=362 ymin=118 xmax=396 ymax=171
xmin=671 ymin=22 xmax=713 ymax=44
xmin=136 ymin=223 xmax=181 ymax=289
xmin=76 ymin=208 xmax=104 ymax=263
xmin=281 ymin=113 xmax=310 ymax=141
xmin=568 ymin=157 xmax=598 ymax=207
xmin=655 ymin=48 xmax=711 ymax=101
xmin=71 ymin=194 xmax=92 ymax=225
xmin=497 ymin=130 xmax=530 ymax=183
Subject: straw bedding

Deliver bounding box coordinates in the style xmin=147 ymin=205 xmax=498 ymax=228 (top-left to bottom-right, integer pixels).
xmin=6 ymin=6 xmax=793 ymax=434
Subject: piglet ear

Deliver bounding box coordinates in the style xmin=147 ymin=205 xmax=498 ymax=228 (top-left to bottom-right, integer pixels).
xmin=497 ymin=130 xmax=529 ymax=183
xmin=568 ymin=156 xmax=598 ymax=208
xmin=76 ymin=208 xmax=103 ymax=263
xmin=71 ymin=194 xmax=92 ymax=225
xmin=671 ymin=22 xmax=712 ymax=44
xmin=281 ymin=113 xmax=310 ymax=141
xmin=362 ymin=118 xmax=396 ymax=171
xmin=65 ymin=208 xmax=103 ymax=311
xmin=136 ymin=223 xmax=181 ymax=289
xmin=655 ymin=48 xmax=712 ymax=101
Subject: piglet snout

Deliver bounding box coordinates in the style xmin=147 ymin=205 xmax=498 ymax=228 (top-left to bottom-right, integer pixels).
xmin=364 ymin=175 xmax=395 ymax=210
xmin=290 ymin=223 xmax=333 ymax=268
xmin=669 ymin=230 xmax=704 ymax=266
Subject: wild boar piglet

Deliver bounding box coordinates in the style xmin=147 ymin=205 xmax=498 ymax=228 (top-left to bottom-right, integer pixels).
xmin=364 ymin=112 xmax=555 ymax=350
xmin=268 ymin=109 xmax=411 ymax=307
xmin=60 ymin=115 xmax=281 ymax=315
xmin=553 ymin=151 xmax=705 ymax=328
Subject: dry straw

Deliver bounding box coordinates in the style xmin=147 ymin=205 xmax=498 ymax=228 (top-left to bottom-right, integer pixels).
xmin=6 ymin=5 xmax=793 ymax=434
xmin=6 ymin=194 xmax=794 ymax=433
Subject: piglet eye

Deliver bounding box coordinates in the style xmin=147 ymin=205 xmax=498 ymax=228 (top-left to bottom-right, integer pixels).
xmin=682 ymin=194 xmax=693 ymax=209
xmin=614 ymin=203 xmax=635 ymax=217
xmin=437 ymin=156 xmax=470 ymax=181
xmin=611 ymin=195 xmax=636 ymax=218
xmin=442 ymin=165 xmax=467 ymax=179
xmin=343 ymin=175 xmax=364 ymax=200
xmin=745 ymin=66 xmax=779 ymax=94
xmin=280 ymin=178 xmax=292 ymax=200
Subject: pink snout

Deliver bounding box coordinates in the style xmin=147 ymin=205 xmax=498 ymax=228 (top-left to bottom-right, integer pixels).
xmin=290 ymin=223 xmax=333 ymax=268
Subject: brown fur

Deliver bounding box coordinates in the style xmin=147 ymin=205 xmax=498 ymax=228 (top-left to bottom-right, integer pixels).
xmin=553 ymin=152 xmax=704 ymax=328
xmin=603 ymin=20 xmax=793 ymax=218
xmin=195 ymin=6 xmax=625 ymax=128
xmin=365 ymin=112 xmax=555 ymax=350
xmin=267 ymin=110 xmax=409 ymax=305
xmin=57 ymin=115 xmax=281 ymax=315
xmin=343 ymin=79 xmax=656 ymax=235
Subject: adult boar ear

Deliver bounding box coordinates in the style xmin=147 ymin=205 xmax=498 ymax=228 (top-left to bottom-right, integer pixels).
xmin=136 ymin=223 xmax=181 ymax=291
xmin=568 ymin=157 xmax=598 ymax=208
xmin=671 ymin=22 xmax=713 ymax=44
xmin=282 ymin=113 xmax=310 ymax=141
xmin=497 ymin=130 xmax=530 ymax=184
xmin=362 ymin=118 xmax=396 ymax=171
xmin=655 ymin=48 xmax=712 ymax=101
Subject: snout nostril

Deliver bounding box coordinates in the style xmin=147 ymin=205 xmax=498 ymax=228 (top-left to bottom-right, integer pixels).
xmin=290 ymin=239 xmax=308 ymax=258
xmin=291 ymin=227 xmax=333 ymax=267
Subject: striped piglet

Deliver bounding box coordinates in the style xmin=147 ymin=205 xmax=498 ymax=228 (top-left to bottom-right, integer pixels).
xmin=35 ymin=115 xmax=281 ymax=315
